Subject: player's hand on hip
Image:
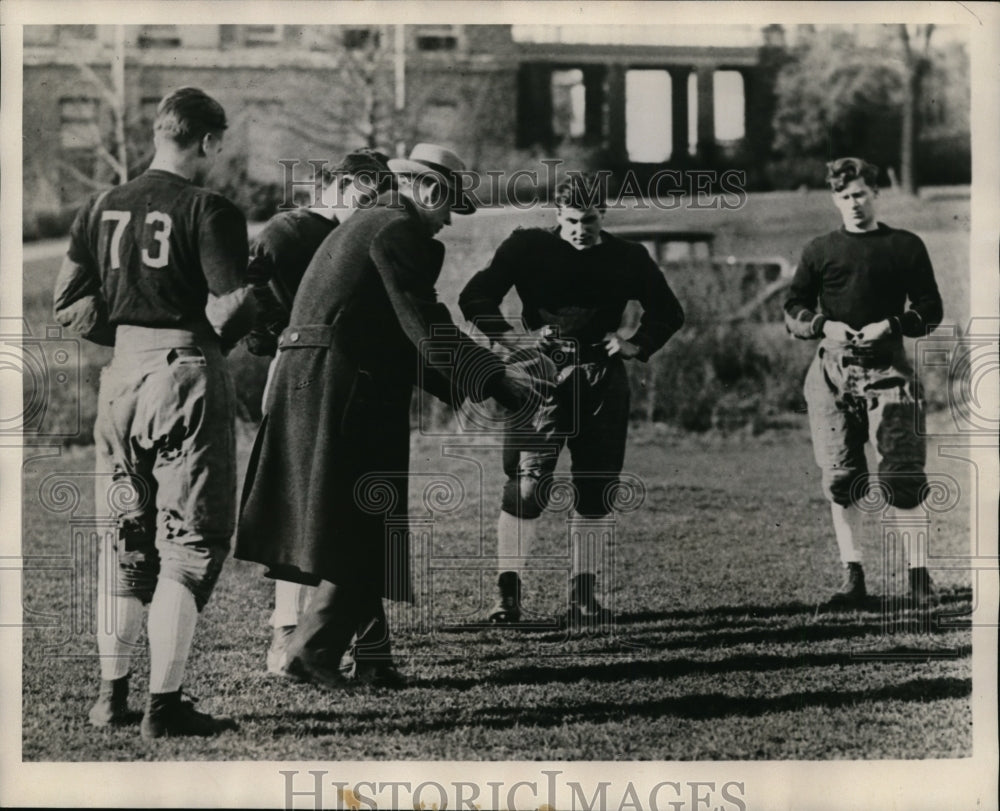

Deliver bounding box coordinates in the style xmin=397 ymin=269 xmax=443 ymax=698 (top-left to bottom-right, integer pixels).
xmin=821 ymin=320 xmax=858 ymax=343
xmin=854 ymin=319 xmax=892 ymax=344
xmin=603 ymin=332 xmax=640 ymax=358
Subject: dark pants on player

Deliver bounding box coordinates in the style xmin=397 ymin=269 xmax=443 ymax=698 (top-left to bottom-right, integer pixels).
xmin=502 ymin=354 xmax=631 ymax=519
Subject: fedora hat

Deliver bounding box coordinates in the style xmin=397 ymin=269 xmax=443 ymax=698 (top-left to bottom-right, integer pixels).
xmin=388 ymin=143 xmax=476 ymax=214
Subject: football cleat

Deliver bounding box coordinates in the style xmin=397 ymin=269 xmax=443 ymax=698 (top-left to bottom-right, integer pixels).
xmin=567 ymin=573 xmax=616 ymax=626
xmin=822 ymin=562 xmax=868 ymax=610
xmin=488 ymin=571 xmax=523 ymax=624
xmin=88 ymin=675 xmax=130 ymax=728
xmin=265 ymin=625 xmax=300 ymax=679
xmin=282 ymin=649 xmax=352 ymax=692
xmin=908 ymin=566 xmax=939 ymax=608
xmin=140 ymin=690 xmax=234 ymax=739
xmin=351 ymin=662 xmax=408 ymax=689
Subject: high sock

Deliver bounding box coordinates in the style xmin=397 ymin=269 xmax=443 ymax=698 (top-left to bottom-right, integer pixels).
xmin=96 ymin=595 xmax=144 ymax=681
xmin=270 ymin=579 xmax=314 ymax=628
xmin=147 ymin=578 xmax=198 ymax=694
xmin=497 ymin=511 xmax=536 ymax=576
xmin=95 ymin=538 xmax=144 ymax=681
xmin=830 ymin=503 xmax=863 ymax=564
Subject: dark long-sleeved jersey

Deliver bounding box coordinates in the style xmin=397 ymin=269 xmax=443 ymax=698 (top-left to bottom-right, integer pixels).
xmin=54 ymin=168 xmax=249 ymax=345
xmin=244 ymin=208 xmax=338 ymax=355
xmin=784 ymin=224 xmax=943 ymax=339
xmin=459 ymin=227 xmax=685 ymax=362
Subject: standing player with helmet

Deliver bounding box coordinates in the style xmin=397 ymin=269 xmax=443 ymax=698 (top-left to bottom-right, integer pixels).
xmin=53 ymin=87 xmax=256 ymax=738
xmin=784 ymin=157 xmax=944 ymax=609
xmin=240 ymin=149 xmax=393 ymax=677
xmin=459 ymin=174 xmax=685 ymax=625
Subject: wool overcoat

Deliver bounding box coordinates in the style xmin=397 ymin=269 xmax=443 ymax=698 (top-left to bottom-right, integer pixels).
xmin=235 ymin=196 xmax=504 ymax=601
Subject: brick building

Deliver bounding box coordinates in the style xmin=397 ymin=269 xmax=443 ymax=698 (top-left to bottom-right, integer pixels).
xmin=23 ymin=23 xmax=772 ymax=222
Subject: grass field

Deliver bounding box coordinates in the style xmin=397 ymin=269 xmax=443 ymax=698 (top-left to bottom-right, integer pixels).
xmin=19 ymin=189 xmax=976 ymax=761
xmin=21 ymin=417 xmax=973 ymax=761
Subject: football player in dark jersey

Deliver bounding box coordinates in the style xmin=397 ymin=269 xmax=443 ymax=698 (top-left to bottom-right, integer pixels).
xmin=53 ymin=87 xmax=256 ymax=738
xmin=784 ymin=157 xmax=943 ymax=610
xmin=240 ymin=149 xmax=394 ymax=678
xmin=460 ymin=175 xmax=685 ymax=627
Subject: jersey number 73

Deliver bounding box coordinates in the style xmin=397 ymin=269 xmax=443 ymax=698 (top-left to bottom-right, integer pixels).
xmin=101 ymin=210 xmax=173 ymax=270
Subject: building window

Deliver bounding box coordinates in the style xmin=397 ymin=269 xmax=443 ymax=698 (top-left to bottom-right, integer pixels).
xmin=416 ymin=25 xmax=459 ymax=52
xmin=551 ymin=69 xmax=586 ymax=141
xmin=625 ymin=70 xmax=672 ymax=162
xmin=713 ymin=70 xmax=746 ymax=142
xmin=60 ymin=98 xmax=101 ymax=150
xmin=138 ymin=25 xmax=182 ymax=48
xmin=343 ymin=27 xmax=380 ymax=50
xmin=245 ymin=24 xmax=284 ymax=46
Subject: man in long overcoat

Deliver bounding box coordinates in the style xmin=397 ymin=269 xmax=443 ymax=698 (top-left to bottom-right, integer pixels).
xmin=236 ymin=144 xmax=528 ymax=687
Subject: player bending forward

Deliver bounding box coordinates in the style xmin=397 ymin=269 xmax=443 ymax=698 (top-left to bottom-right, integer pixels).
xmin=784 ymin=157 xmax=944 ymax=609
xmin=54 ymin=88 xmax=256 ymax=738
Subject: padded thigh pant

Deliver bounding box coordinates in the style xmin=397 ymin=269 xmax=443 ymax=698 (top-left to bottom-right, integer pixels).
xmin=93 ymin=329 xmax=236 ymax=610
xmin=502 ymin=356 xmax=630 ymax=519
xmin=804 ymin=340 xmax=927 ymax=510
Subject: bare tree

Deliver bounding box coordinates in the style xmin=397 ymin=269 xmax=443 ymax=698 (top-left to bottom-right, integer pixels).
xmin=283 ymin=26 xmax=406 ymax=155
xmin=63 ymin=25 xmax=128 ymax=190
xmin=898 ymin=24 xmax=935 ymax=196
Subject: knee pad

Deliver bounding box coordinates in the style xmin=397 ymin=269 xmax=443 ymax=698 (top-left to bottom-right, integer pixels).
xmin=880 ymin=472 xmax=927 ymax=510
xmin=501 ymin=472 xmax=547 ymax=519
xmin=112 ymin=514 xmax=159 ymax=604
xmin=824 ymin=469 xmax=868 ymax=507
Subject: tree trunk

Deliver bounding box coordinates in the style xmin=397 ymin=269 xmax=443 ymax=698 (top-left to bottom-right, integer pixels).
xmin=900 ymin=68 xmax=916 ymax=196
xmin=898 ymin=24 xmax=933 ymax=197
xmin=113 ymin=25 xmax=128 ymax=183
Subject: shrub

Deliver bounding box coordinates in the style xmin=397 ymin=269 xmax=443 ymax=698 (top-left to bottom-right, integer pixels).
xmin=30 ymin=207 xmax=80 ymax=240
xmin=208 ymin=155 xmax=283 ymax=222
xmin=627 ymin=323 xmax=814 ymax=432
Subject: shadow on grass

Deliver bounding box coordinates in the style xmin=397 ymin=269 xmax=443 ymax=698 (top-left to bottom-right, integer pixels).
xmin=405 ymin=644 xmax=970 ymax=690
xmin=493 ymin=647 xmax=969 ymax=687
xmin=434 ymin=589 xmax=973 ymax=639
xmin=617 ymin=601 xmax=818 ymax=624
xmin=618 ymin=586 xmax=972 ymax=625
xmin=261 ymin=676 xmax=971 ymax=735
xmin=530 ymin=611 xmax=969 ymax=651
